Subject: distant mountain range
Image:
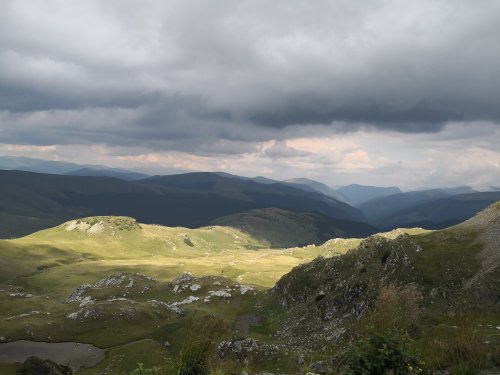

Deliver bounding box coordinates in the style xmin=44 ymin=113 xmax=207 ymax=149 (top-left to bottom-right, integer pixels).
xmin=336 ymin=184 xmax=402 ymax=206
xmin=64 ymin=167 xmax=149 ymax=181
xmin=0 ymin=155 xmax=407 ymax=203
xmin=282 ymin=178 xmax=347 ymax=201
xmin=366 ymin=190 xmax=500 ymax=229
xmin=1 ymin=155 xmax=498 ymax=239
xmin=0 ymin=155 xmax=151 ymax=181
xmin=215 ymin=174 xmax=403 ymax=206
xmin=356 ymin=186 xmax=500 ymax=229
xmin=0 ymin=170 xmax=369 ymax=239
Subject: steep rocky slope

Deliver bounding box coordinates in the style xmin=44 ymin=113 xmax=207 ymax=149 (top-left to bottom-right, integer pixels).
xmin=271 ymin=202 xmax=500 ymax=349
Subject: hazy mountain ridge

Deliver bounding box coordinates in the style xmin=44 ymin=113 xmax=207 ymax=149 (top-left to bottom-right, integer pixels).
xmin=63 ymin=167 xmax=149 ymax=180
xmin=359 ymin=186 xmax=477 ymax=221
xmin=0 ymin=170 xmax=366 ymax=239
xmin=141 ymin=172 xmax=363 ymax=219
xmin=282 ymin=178 xmax=347 ymax=201
xmin=0 ymin=155 xmax=151 ymax=180
xmin=360 ymin=189 xmax=500 ymax=229
xmin=335 ymin=184 xmax=402 ymax=206
xmin=1 ymin=167 xmax=497 ymax=240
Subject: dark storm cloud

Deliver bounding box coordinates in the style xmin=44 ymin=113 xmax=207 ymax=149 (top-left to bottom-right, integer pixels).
xmin=1 ymin=0 xmax=500 ymax=150
xmin=247 ymin=96 xmax=464 ymax=132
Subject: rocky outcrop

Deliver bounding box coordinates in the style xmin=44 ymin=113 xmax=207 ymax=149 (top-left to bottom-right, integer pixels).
xmin=273 ymin=235 xmax=421 ymax=310
xmin=16 ymin=356 xmax=72 ymax=375
xmin=270 ymin=233 xmax=449 ymax=347
xmin=217 ymin=337 xmax=280 ymax=366
xmin=269 ymin=202 xmax=500 ymax=350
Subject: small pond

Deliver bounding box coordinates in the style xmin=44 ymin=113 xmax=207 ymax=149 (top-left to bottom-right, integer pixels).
xmin=0 ymin=340 xmax=105 ymax=369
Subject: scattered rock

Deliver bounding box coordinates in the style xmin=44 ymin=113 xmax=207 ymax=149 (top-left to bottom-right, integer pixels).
xmin=190 ymin=284 xmax=201 ymax=291
xmin=209 ymin=290 xmax=232 ymax=298
xmin=172 ymin=272 xmax=194 ymax=283
xmin=66 ymin=299 xmax=146 ymax=322
xmin=297 ymin=353 xmax=305 ymax=365
xmin=8 ymin=286 xmax=31 ymax=298
xmin=312 ymin=360 xmax=329 ymax=374
xmin=217 ymin=337 xmax=259 ymax=360
xmin=66 ymin=284 xmax=91 ymax=303
xmin=172 ymin=296 xmax=199 ymax=305
xmin=6 ymin=311 xmax=49 ymax=321
xmin=239 ymin=285 xmax=254 ymax=295
xmin=315 ymin=291 xmax=326 ymax=302
xmin=66 ymin=273 xmax=158 ymax=303
xmin=148 ymin=300 xmax=184 ymax=317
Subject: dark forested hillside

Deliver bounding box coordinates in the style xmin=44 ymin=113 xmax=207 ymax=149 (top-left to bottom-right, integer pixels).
xmin=0 ymin=170 xmax=366 ymax=238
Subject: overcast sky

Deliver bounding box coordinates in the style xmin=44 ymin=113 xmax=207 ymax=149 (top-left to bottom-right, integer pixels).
xmin=1 ymin=0 xmax=499 ymax=189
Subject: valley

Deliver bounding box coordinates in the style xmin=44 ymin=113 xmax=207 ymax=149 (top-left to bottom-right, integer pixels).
xmin=0 ymin=208 xmax=498 ymax=374
xmin=0 ymin=216 xmax=367 ymax=373
xmin=0 ymin=161 xmax=499 ymax=374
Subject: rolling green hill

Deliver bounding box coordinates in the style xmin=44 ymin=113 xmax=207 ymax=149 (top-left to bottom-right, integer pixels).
xmin=0 ymin=215 xmax=428 ymax=374
xmin=213 ymin=207 xmax=376 ymax=247
xmin=0 ymin=215 xmax=367 ymax=292
xmin=0 ymin=215 xmax=366 ymax=373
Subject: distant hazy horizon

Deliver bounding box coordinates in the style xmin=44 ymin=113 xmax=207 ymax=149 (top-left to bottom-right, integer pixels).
xmin=1 ymin=154 xmax=498 ymax=194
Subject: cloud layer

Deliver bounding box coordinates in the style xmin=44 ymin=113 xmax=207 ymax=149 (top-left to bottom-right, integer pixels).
xmin=1 ymin=0 xmax=499 ymax=188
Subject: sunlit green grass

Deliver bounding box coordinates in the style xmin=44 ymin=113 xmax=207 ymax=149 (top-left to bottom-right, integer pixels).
xmin=0 ymin=216 xmax=432 ymax=373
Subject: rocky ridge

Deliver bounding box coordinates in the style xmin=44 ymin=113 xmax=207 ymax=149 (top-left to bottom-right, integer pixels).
xmin=270 ymin=202 xmax=500 ymax=349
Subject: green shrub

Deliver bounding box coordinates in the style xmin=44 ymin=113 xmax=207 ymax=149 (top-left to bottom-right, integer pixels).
xmin=420 ymin=313 xmax=487 ymax=375
xmin=370 ymin=283 xmax=423 ymax=336
xmin=177 ymin=316 xmax=226 ymax=375
xmin=342 ymin=332 xmax=426 ymax=375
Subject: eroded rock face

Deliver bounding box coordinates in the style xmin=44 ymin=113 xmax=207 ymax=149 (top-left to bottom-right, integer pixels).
xmin=64 ymin=271 xmax=257 ymax=324
xmin=16 ymin=356 xmax=72 ymax=375
xmin=64 ymin=216 xmax=140 ymax=236
xmin=273 ymin=235 xmax=421 ymax=308
xmin=217 ymin=337 xmax=259 ymax=360
xmin=217 ymin=337 xmax=281 ymax=365
xmin=270 ymin=235 xmax=424 ymax=347
xmin=66 ymin=273 xmax=158 ymax=303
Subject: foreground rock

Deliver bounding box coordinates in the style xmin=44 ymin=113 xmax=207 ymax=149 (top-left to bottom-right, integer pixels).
xmin=16 ymin=356 xmax=72 ymax=375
